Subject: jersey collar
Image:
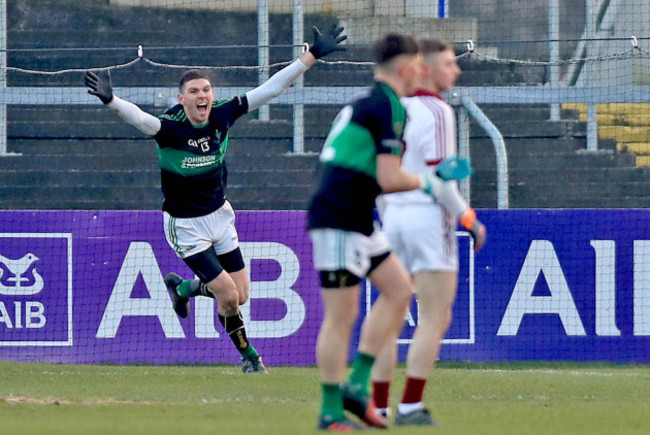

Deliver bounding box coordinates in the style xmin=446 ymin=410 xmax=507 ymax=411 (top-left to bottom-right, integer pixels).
xmin=413 ymin=89 xmax=445 ymax=100
xmin=192 ymin=120 xmax=209 ymax=129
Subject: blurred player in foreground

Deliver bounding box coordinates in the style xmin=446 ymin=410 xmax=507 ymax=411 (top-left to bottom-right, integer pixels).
xmin=371 ymin=38 xmax=486 ymax=426
xmin=85 ymin=25 xmax=346 ymax=374
xmin=307 ymin=33 xmax=472 ymax=432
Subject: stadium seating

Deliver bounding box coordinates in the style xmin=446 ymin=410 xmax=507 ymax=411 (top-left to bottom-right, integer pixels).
xmin=2 ymin=0 xmax=650 ymax=210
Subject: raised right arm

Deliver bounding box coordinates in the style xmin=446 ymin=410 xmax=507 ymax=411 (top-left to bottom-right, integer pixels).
xmin=107 ymin=96 xmax=161 ymax=136
xmin=85 ymin=71 xmax=161 ymax=136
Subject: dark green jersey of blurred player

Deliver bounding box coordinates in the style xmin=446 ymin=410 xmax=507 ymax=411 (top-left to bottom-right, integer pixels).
xmin=155 ymin=96 xmax=248 ymax=218
xmin=308 ymin=82 xmax=407 ymax=236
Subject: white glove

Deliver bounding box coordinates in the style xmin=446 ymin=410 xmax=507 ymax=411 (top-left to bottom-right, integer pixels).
xmin=418 ymin=170 xmax=443 ymax=197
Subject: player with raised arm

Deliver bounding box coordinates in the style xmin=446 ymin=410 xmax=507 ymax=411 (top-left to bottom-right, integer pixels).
xmin=307 ymin=33 xmax=471 ymax=432
xmin=370 ymin=38 xmax=486 ymax=426
xmin=84 ymin=25 xmax=346 ymax=374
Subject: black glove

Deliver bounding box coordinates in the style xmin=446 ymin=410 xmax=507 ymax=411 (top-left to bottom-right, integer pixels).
xmin=84 ymin=70 xmax=114 ymax=104
xmin=308 ymin=24 xmax=347 ymax=59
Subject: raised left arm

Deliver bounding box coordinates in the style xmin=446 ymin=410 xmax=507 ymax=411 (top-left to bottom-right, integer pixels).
xmin=245 ymin=24 xmax=346 ymax=111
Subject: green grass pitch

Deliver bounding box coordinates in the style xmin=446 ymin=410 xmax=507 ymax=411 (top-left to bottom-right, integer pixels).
xmin=1 ymin=361 xmax=649 ymax=434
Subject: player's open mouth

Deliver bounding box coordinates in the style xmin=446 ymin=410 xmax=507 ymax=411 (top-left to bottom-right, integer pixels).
xmin=197 ymin=103 xmax=208 ymax=114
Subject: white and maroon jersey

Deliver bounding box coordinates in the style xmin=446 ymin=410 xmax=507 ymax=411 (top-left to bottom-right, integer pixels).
xmin=384 ymin=90 xmax=457 ymax=205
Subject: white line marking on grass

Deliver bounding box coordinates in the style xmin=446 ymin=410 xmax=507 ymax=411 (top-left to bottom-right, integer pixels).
xmin=475 ymin=368 xmax=646 ymax=377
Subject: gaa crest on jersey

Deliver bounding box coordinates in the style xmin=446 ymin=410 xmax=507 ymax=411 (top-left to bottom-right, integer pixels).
xmin=0 ymin=233 xmax=73 ymax=346
xmin=393 ymin=120 xmax=404 ymax=138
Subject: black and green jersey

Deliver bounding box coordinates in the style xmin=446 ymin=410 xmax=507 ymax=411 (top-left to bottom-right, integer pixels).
xmin=308 ymin=82 xmax=407 ymax=235
xmin=154 ymin=95 xmax=248 ymax=217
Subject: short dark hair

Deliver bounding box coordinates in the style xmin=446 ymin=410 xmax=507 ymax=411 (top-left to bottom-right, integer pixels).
xmin=418 ymin=38 xmax=453 ymax=56
xmin=179 ymin=70 xmax=212 ymax=91
xmin=372 ymin=33 xmax=419 ymax=65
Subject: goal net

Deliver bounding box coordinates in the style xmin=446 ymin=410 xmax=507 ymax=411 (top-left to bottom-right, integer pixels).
xmin=1 ymin=0 xmax=649 ymax=365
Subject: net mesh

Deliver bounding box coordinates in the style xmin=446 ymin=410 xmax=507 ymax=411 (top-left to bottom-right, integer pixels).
xmin=1 ymin=0 xmax=649 ymax=365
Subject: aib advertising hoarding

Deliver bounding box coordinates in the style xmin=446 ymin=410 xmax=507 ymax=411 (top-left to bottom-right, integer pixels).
xmin=0 ymin=210 xmax=649 ymax=365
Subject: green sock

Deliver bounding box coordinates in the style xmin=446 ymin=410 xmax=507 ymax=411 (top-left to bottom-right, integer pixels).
xmin=348 ymin=352 xmax=375 ymax=396
xmin=176 ymin=280 xmax=215 ymax=299
xmin=177 ymin=280 xmax=193 ymax=298
xmin=240 ymin=344 xmax=259 ymax=360
xmin=321 ymin=383 xmax=344 ymax=420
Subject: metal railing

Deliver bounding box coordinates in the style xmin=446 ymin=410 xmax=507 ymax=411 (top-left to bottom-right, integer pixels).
xmin=453 ymin=92 xmax=509 ymax=209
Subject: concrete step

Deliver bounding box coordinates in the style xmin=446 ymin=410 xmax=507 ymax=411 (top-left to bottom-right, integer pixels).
xmin=507 ymin=193 xmax=650 ymax=209
xmin=0 ymin=169 xmax=159 ymax=187
xmin=7 ymin=120 xmax=151 ymax=139
xmin=473 ymin=166 xmax=650 ymax=185
xmin=8 ymin=137 xmax=296 ymax=157
xmin=472 ymin=137 xmax=616 ymax=155
xmin=478 ymin=105 xmax=551 ymax=122
xmin=510 ymin=182 xmax=650 ymax=200
xmin=8 ymin=105 xmax=336 ymax=124
xmin=8 ymin=30 xmax=258 ymax=49
xmin=0 ymin=152 xmax=316 ymax=172
xmin=8 ymin=139 xmax=155 ymax=156
xmin=8 ymin=1 xmax=337 ymax=44
xmin=0 ymin=186 xmax=163 ymax=203
xmin=470 ymin=120 xmax=585 ymax=139
xmin=7 ymin=118 xmax=298 ymax=139
xmin=471 ymin=150 xmax=636 ymax=170
xmin=0 ymin=154 xmax=156 ymax=171
xmin=228 ymin=154 xmax=318 ymax=172
xmin=228 ymin=169 xmax=315 ymax=187
xmin=273 ymin=105 xmax=557 ymax=125
xmin=471 ymin=137 xmax=586 ymax=156
xmin=9 ymin=115 xmax=586 ymax=141
xmin=8 ymin=1 xmax=258 ymax=41
xmin=456 ymin=70 xmax=541 ymax=86
xmin=0 ymin=197 xmax=163 ymax=211
xmin=0 ymin=165 xmax=315 ymax=188
xmin=7 ymin=66 xmax=259 ymax=88
xmin=509 ymin=180 xmax=650 ymax=199
xmin=8 ymin=105 xmax=141 ymax=122
xmin=227 ymin=185 xmax=312 ymax=210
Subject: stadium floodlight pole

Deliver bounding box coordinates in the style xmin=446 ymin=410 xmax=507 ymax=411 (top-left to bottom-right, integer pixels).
xmin=292 ymin=0 xmax=304 ymax=154
xmin=549 ymin=0 xmax=560 ymax=121
xmin=257 ymin=0 xmax=270 ymax=121
xmin=0 ymin=0 xmax=7 ymax=155
xmin=585 ymin=0 xmax=598 ymax=151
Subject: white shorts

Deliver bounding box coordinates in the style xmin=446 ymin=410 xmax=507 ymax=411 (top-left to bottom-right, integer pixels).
xmin=163 ymin=201 xmax=239 ymax=259
xmin=309 ymin=227 xmax=391 ymax=278
xmin=383 ymin=202 xmax=458 ymax=273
